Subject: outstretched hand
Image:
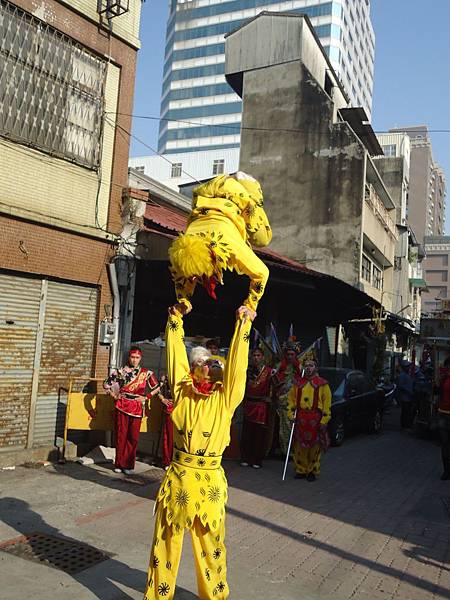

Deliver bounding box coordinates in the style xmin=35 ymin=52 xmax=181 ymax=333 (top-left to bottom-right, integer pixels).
xmin=168 ymin=303 xmax=191 ymax=316
xmin=236 ymin=305 xmax=257 ymax=322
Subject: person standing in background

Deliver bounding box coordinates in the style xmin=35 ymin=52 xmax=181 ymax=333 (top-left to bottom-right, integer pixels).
xmin=396 ymin=360 xmax=414 ymax=430
xmin=240 ymin=347 xmax=273 ymax=469
xmin=104 ymin=347 xmax=162 ymax=474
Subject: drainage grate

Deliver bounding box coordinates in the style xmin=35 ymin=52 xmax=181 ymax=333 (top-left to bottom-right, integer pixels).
xmin=0 ymin=533 xmax=111 ymax=574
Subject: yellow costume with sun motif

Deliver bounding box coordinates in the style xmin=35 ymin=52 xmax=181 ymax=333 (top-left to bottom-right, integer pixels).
xmin=144 ymin=309 xmax=252 ymax=600
xmin=169 ymin=173 xmax=271 ymax=312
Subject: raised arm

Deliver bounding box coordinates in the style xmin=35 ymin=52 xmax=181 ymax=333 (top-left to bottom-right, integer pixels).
xmin=223 ymin=307 xmax=254 ymax=413
xmin=165 ymin=308 xmax=190 ymax=403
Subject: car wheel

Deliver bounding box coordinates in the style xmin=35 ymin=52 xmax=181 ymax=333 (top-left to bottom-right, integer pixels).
xmin=369 ymin=409 xmax=382 ymax=434
xmin=330 ymin=418 xmax=345 ymax=446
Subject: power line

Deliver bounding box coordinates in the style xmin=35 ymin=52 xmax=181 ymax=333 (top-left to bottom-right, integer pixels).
xmin=105 ymin=111 xmax=450 ymax=135
xmin=105 ymin=115 xmax=203 ymax=185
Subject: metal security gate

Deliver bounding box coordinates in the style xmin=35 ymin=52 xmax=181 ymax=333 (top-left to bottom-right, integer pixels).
xmin=0 ymin=273 xmax=98 ymax=449
xmin=33 ymin=281 xmax=97 ymax=447
xmin=0 ymin=274 xmax=42 ymax=449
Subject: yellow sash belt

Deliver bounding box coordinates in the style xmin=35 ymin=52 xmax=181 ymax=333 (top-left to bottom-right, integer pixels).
xmin=172 ymin=449 xmax=222 ymax=470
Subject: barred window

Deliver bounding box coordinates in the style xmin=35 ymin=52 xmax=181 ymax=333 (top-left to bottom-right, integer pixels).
xmin=212 ymin=159 xmax=224 ymax=175
xmin=361 ymin=255 xmax=371 ymax=283
xmin=372 ymin=265 xmax=383 ymax=290
xmin=171 ymin=162 xmax=182 ymax=178
xmin=0 ymin=0 xmax=106 ymax=169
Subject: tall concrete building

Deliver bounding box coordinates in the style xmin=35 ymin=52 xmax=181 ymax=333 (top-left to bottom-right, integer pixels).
xmin=422 ymin=236 xmax=450 ymax=314
xmin=160 ymin=0 xmax=375 ymax=154
xmin=225 ymin=12 xmax=397 ymax=313
xmin=390 ymin=126 xmax=447 ymax=244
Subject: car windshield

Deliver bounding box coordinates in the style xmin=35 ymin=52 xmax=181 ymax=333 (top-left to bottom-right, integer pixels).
xmin=319 ymin=369 xmax=346 ymax=394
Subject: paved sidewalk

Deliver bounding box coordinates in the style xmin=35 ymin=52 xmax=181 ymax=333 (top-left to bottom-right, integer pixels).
xmin=1 ymin=409 xmax=449 ymax=600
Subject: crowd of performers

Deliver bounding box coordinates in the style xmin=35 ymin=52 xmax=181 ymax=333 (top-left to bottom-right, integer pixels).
xmin=102 ymin=172 xmax=333 ymax=600
xmin=100 ymin=160 xmax=450 ymax=598
xmin=103 ymin=329 xmax=332 ymax=599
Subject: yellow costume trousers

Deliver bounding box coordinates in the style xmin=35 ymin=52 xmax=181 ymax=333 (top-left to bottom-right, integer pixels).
xmin=293 ymin=441 xmax=322 ymax=475
xmin=144 ymin=508 xmax=228 ymax=600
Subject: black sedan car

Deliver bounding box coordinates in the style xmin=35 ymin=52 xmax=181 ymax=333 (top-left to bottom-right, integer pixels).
xmin=319 ymin=368 xmax=386 ymax=446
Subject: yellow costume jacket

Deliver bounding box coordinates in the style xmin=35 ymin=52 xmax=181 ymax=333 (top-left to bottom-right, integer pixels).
xmin=155 ymin=310 xmax=252 ymax=534
xmin=286 ymin=376 xmax=332 ymax=426
xmin=169 ymin=174 xmax=272 ymax=312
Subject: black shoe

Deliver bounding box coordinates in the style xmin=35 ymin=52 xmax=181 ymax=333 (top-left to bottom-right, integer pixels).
xmin=440 ymin=471 xmax=450 ymax=481
xmin=294 ymin=473 xmax=306 ymax=479
xmin=306 ymin=473 xmax=317 ymax=482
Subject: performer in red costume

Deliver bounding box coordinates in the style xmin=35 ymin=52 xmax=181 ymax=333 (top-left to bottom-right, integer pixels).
xmin=438 ymin=357 xmax=450 ymax=480
xmin=240 ymin=347 xmax=274 ymax=468
xmin=104 ymin=347 xmax=161 ymax=474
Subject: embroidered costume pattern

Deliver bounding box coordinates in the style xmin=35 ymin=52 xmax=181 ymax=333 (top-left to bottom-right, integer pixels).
xmin=144 ymin=309 xmax=253 ymax=600
xmin=168 ymin=173 xmax=271 ymax=313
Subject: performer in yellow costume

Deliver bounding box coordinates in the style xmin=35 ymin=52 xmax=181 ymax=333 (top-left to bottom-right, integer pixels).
xmin=144 ymin=304 xmax=255 ymax=600
xmin=168 ymin=172 xmax=271 ymax=314
xmin=287 ymin=359 xmax=332 ymax=481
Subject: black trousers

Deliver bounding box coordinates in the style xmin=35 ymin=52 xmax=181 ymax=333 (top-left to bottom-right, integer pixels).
xmin=439 ymin=413 xmax=450 ymax=472
xmin=400 ymin=401 xmax=413 ymax=429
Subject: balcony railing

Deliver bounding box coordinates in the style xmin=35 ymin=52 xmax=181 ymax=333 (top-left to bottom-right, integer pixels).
xmin=364 ymin=184 xmax=397 ymax=239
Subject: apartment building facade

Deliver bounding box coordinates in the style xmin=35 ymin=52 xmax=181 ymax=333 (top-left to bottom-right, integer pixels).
xmin=0 ymin=0 xmax=142 ymax=456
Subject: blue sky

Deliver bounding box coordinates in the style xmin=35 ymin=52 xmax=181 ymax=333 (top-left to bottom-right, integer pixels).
xmin=130 ymin=0 xmax=449 ymax=228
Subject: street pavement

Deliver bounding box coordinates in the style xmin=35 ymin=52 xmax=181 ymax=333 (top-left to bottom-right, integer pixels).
xmin=1 ymin=407 xmax=449 ymax=600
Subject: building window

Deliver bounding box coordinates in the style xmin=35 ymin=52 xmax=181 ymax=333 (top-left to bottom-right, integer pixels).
xmin=0 ymin=0 xmax=106 ymax=169
xmin=372 ymin=265 xmax=383 ymax=290
xmin=171 ymin=162 xmax=182 ymax=178
xmin=361 ymin=255 xmax=371 ymax=283
xmin=135 ymin=166 xmax=145 ymax=173
xmin=212 ymin=159 xmax=225 ymax=175
xmin=382 ymin=144 xmax=396 ymax=157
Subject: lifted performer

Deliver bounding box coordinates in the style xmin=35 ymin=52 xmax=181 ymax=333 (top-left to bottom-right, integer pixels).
xmin=168 ymin=172 xmax=271 ymax=314
xmin=104 ymin=347 xmax=161 ymax=474
xmin=143 ymin=304 xmax=255 ymax=600
xmin=287 ymin=359 xmax=331 ymax=481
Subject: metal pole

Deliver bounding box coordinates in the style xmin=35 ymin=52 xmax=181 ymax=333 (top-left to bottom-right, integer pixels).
xmin=282 ymin=409 xmax=296 ymax=481
xmin=107 ymin=262 xmax=120 ymax=374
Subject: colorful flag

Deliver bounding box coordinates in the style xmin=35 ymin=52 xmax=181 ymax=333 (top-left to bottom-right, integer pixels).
xmin=269 ymin=322 xmax=282 ymax=355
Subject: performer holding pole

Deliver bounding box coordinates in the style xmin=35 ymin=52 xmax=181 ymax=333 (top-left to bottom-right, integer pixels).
xmin=285 ymin=359 xmax=331 ymax=482
xmin=143 ymin=304 xmax=256 ymax=600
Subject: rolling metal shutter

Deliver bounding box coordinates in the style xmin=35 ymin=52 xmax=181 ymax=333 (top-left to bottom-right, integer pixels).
xmin=0 ymin=274 xmax=42 ymax=449
xmin=32 ymin=281 xmax=97 ymax=447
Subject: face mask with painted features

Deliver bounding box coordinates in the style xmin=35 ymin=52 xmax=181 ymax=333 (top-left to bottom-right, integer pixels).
xmin=192 ymin=359 xmax=223 ymax=383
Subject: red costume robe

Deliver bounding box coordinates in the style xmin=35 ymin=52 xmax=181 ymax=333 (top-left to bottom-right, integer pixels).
xmin=104 ymin=366 xmax=160 ymax=470
xmin=241 ymin=364 xmax=273 ymax=467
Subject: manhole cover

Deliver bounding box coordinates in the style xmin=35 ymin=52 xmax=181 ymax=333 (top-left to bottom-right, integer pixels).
xmin=0 ymin=533 xmax=111 ymax=574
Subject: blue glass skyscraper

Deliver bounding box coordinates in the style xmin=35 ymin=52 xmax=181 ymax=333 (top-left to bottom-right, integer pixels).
xmin=159 ymin=0 xmax=375 ymax=154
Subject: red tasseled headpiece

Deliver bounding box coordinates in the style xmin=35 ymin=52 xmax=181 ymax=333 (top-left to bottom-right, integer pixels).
xmin=202 ymin=275 xmax=218 ymax=300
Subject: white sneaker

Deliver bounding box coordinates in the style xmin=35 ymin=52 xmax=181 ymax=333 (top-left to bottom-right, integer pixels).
xmin=251 ymin=464 xmax=261 ymax=469
xmin=122 ymin=469 xmax=134 ymax=475
xmin=240 ymin=462 xmax=249 ymax=467
xmin=113 ymin=468 xmax=122 ymax=473
xmin=164 ymin=465 xmax=170 ymax=471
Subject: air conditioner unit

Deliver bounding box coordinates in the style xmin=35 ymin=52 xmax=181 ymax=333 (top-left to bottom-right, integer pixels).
xmin=98 ymin=0 xmax=129 ymax=19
